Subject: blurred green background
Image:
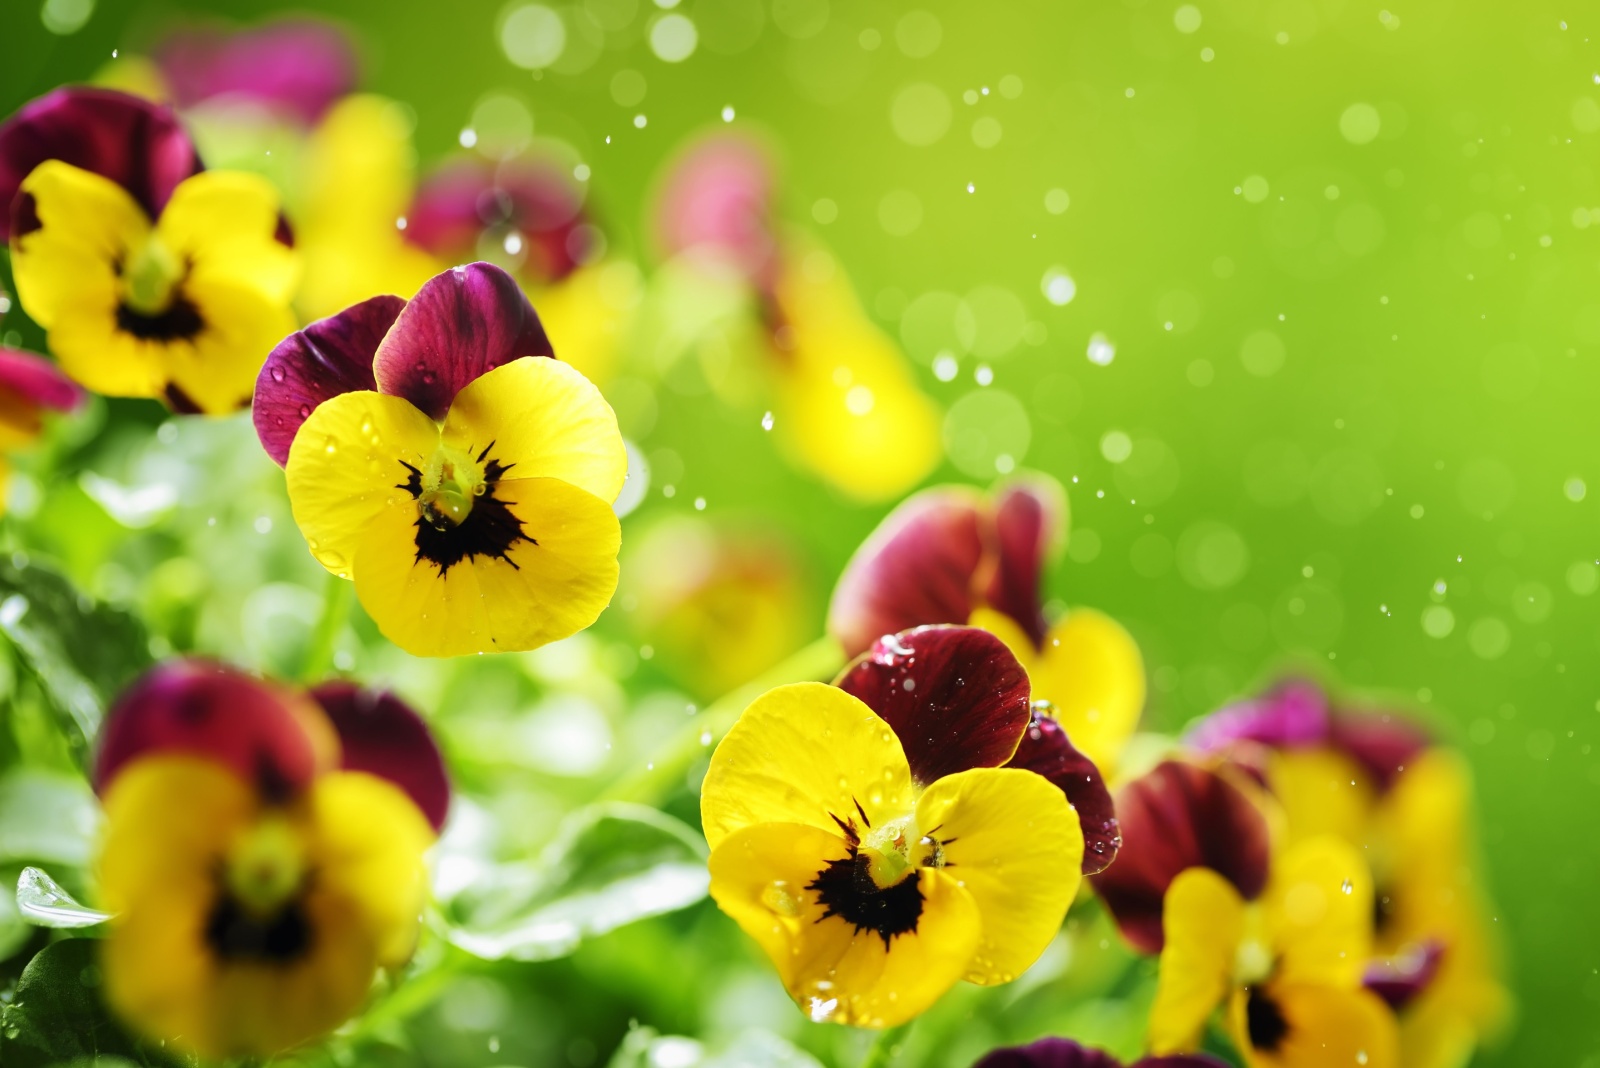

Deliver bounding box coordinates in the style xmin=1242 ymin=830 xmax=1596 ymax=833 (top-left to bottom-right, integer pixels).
xmin=1 ymin=0 xmax=1597 ymax=1065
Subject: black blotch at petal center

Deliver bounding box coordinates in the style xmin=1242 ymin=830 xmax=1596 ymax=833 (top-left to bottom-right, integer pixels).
xmin=806 ymin=814 xmax=924 ymax=948
xmin=1245 ymin=986 xmax=1290 ymax=1052
xmin=117 ymin=295 xmax=204 ymax=342
xmin=397 ymin=454 xmax=536 ymax=575
xmin=204 ymin=893 xmax=312 ymax=964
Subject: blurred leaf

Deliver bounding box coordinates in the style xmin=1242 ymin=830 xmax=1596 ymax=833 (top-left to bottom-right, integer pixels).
xmin=0 ymin=875 xmax=27 ymax=961
xmin=0 ymin=556 xmax=151 ymax=767
xmin=0 ymin=769 xmax=100 ymax=867
xmin=0 ymin=938 xmax=182 ymax=1067
xmin=446 ymin=802 xmax=709 ymax=962
xmin=16 ymin=867 xmax=111 ymax=929
xmin=607 ymin=1025 xmax=824 ymax=1068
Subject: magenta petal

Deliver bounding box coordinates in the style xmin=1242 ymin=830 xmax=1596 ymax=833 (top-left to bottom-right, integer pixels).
xmin=0 ymin=87 xmax=201 ymax=241
xmin=653 ymin=132 xmax=778 ymax=291
xmin=155 ymin=19 xmax=359 ymax=126
xmin=94 ymin=660 xmax=323 ymax=799
xmin=0 ymin=348 xmax=84 ymax=411
xmin=309 ymin=681 xmax=450 ymax=833
xmin=983 ymin=479 xmax=1061 ymax=649
xmin=407 ymin=157 xmax=589 ymax=283
xmin=971 ymin=1038 xmax=1228 ymax=1068
xmin=1186 ymin=678 xmax=1331 ymax=754
xmin=404 ymin=158 xmax=497 ymax=259
xmin=828 ymin=488 xmax=987 ymax=658
xmin=371 ymin=262 xmax=553 ymax=419
xmin=1089 ymin=760 xmax=1271 ymax=955
xmin=1329 ymin=709 xmax=1432 ymax=793
xmin=835 ymin=625 xmax=1031 ymax=786
xmin=1007 ymin=710 xmax=1119 ymax=875
xmin=1363 ymin=940 xmax=1445 ymax=1011
xmin=253 ymin=294 xmax=399 ymax=465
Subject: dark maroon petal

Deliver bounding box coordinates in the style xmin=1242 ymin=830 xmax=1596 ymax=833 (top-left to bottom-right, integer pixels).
xmin=1329 ymin=709 xmax=1432 ymax=793
xmin=371 ymin=262 xmax=553 ymax=419
xmin=0 ymin=348 xmax=84 ymax=411
xmin=827 ymin=488 xmax=987 ymax=658
xmin=309 ymin=681 xmax=450 ymax=833
xmin=835 ymin=625 xmax=1031 ymax=786
xmin=154 ymin=19 xmax=359 ymax=126
xmin=0 ymin=87 xmax=201 ymax=241
xmin=983 ymin=478 xmax=1062 ymax=649
xmin=407 ymin=157 xmax=589 ymax=284
xmin=253 ymin=294 xmax=399 ymax=465
xmin=1089 ymin=760 xmax=1271 ymax=955
xmin=405 ymin=158 xmax=496 ymax=260
xmin=94 ymin=660 xmax=329 ymax=799
xmin=1007 ymin=709 xmax=1119 ymax=875
xmin=972 ymin=1038 xmax=1124 ymax=1068
xmin=653 ymin=132 xmax=778 ymax=292
xmin=1133 ymin=1059 xmax=1232 ymax=1068
xmin=1185 ymin=678 xmax=1330 ymax=754
xmin=1363 ymin=940 xmax=1446 ymax=1011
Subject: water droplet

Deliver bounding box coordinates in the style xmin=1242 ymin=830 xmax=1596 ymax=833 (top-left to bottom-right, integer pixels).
xmin=298 ymin=404 xmax=312 ymax=418
xmin=761 ymin=410 xmax=774 ymax=431
xmin=1341 ymin=878 xmax=1354 ymax=895
xmin=269 ymin=365 xmax=285 ymax=382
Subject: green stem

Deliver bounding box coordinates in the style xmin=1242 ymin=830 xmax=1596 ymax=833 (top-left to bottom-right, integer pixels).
xmin=299 ymin=573 xmax=353 ymax=683
xmin=860 ymin=1021 xmax=914 ymax=1068
xmin=598 ymin=634 xmax=846 ymax=805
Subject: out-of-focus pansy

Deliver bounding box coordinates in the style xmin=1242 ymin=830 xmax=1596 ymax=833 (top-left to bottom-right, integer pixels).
xmin=255 ymin=261 xmax=625 ymax=657
xmin=152 ymin=18 xmax=359 ymax=126
xmin=1 ymin=87 xmax=296 ymax=413
xmin=93 ymin=659 xmax=445 ymax=1059
xmin=652 ymin=131 xmax=779 ymax=296
xmin=0 ymin=289 xmax=85 ymax=511
xmin=620 ymin=516 xmax=813 ymax=698
xmin=1089 ymin=760 xmax=1271 ymax=955
xmin=1188 ymin=680 xmax=1510 ymax=1068
xmin=830 ymin=476 xmax=1145 ymax=770
xmin=1146 ymin=836 xmax=1399 ymax=1068
xmin=973 ymin=1036 xmax=1229 ymax=1068
xmin=702 ymin=626 xmax=1088 ymax=1027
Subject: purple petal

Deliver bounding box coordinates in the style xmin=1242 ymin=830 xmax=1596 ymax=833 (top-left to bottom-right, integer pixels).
xmin=982 ymin=478 xmax=1062 ymax=650
xmin=1185 ymin=678 xmax=1330 ymax=754
xmin=0 ymin=348 xmax=84 ymax=412
xmin=1363 ymin=940 xmax=1445 ymax=1011
xmin=407 ymin=157 xmax=590 ymax=283
xmin=653 ymin=132 xmax=779 ymax=291
xmin=1007 ymin=709 xmax=1119 ymax=875
xmin=253 ymin=294 xmax=399 ymax=465
xmin=154 ymin=19 xmax=359 ymax=126
xmin=971 ymin=1038 xmax=1230 ymax=1068
xmin=1329 ymin=709 xmax=1432 ymax=793
xmin=835 ymin=625 xmax=1031 ymax=786
xmin=371 ymin=262 xmax=553 ymax=420
xmin=1089 ymin=760 xmax=1271 ymax=955
xmin=309 ymin=681 xmax=450 ymax=833
xmin=828 ymin=488 xmax=987 ymax=658
xmin=0 ymin=87 xmax=201 ymax=241
xmin=94 ymin=660 xmax=330 ymax=799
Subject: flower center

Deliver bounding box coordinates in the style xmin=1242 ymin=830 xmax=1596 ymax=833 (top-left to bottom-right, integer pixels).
xmin=225 ymin=815 xmax=306 ymax=916
xmin=418 ymin=447 xmax=487 ymax=530
xmin=397 ymin=442 xmax=532 ymax=576
xmin=122 ymin=232 xmax=184 ymax=317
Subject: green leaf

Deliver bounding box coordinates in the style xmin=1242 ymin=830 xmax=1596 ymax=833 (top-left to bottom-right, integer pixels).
xmin=605 ymin=1026 xmax=825 ymax=1068
xmin=16 ymin=867 xmax=111 ymax=929
xmin=0 ymin=938 xmax=183 ymax=1067
xmin=0 ymin=556 xmax=151 ymax=767
xmin=0 ymin=769 xmax=100 ymax=867
xmin=444 ymin=802 xmax=709 ymax=962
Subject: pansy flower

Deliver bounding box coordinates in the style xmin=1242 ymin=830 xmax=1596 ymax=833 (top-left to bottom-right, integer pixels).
xmin=1 ymin=87 xmax=297 ymax=414
xmin=1188 ymin=682 xmax=1509 ymax=1068
xmin=152 ymin=18 xmax=359 ymax=127
xmin=92 ymin=659 xmax=448 ymax=1060
xmin=0 ymin=292 xmax=85 ymax=509
xmin=973 ymin=1036 xmax=1228 ymax=1068
xmin=830 ymin=477 xmax=1144 ymax=770
xmin=255 ymin=261 xmax=625 ymax=658
xmin=701 ymin=625 xmax=1115 ymax=1028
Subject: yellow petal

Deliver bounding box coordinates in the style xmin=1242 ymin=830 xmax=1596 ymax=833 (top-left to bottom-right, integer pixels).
xmin=164 ymin=275 xmax=297 ymax=414
xmin=700 ymin=682 xmax=915 ymax=852
xmin=351 ymin=476 xmax=620 ymax=657
xmin=157 ymin=170 xmax=298 ymax=304
xmin=1266 ymin=836 xmax=1372 ymax=988
xmin=1148 ymin=866 xmax=1247 ymax=1054
xmin=284 ymin=390 xmax=440 ymax=575
xmin=1026 ymin=609 xmax=1145 ymax=772
xmin=1229 ymin=982 xmax=1400 ymax=1068
xmin=708 ymin=823 xmax=980 ymax=1028
xmin=530 ymin=261 xmax=641 ymax=385
xmin=914 ymin=766 xmax=1082 ymax=985
xmin=442 ymin=357 xmax=626 ymax=504
xmin=40 ymin=296 xmax=168 ymax=399
xmin=1266 ymin=748 xmax=1376 ymax=850
xmin=10 ymin=160 xmax=146 ymax=330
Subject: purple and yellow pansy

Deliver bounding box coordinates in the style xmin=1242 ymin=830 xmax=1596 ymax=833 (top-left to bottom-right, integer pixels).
xmin=255 ymin=260 xmax=625 ymax=658
xmin=974 ymin=1037 xmax=1228 ymax=1068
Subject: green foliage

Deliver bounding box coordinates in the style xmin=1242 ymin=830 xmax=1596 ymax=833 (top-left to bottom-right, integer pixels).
xmin=0 ymin=939 xmax=183 ymax=1067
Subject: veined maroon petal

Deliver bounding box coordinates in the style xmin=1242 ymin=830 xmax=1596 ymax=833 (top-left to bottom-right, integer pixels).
xmin=653 ymin=132 xmax=778 ymax=292
xmin=983 ymin=477 xmax=1063 ymax=649
xmin=371 ymin=262 xmax=553 ymax=419
xmin=155 ymin=19 xmax=359 ymax=126
xmin=94 ymin=660 xmax=331 ymax=800
xmin=828 ymin=487 xmax=987 ymax=658
xmin=405 ymin=158 xmax=497 ymax=259
xmin=1364 ymin=940 xmax=1446 ymax=1011
xmin=309 ymin=681 xmax=450 ymax=833
xmin=835 ymin=625 xmax=1031 ymax=786
xmin=0 ymin=348 xmax=84 ymax=411
xmin=1089 ymin=760 xmax=1271 ymax=955
xmin=972 ymin=1038 xmax=1230 ymax=1068
xmin=0 ymin=87 xmax=201 ymax=241
xmin=1007 ymin=709 xmax=1119 ymax=875
xmin=253 ymin=294 xmax=399 ymax=465
xmin=1329 ymin=709 xmax=1432 ymax=793
xmin=1185 ymin=678 xmax=1330 ymax=754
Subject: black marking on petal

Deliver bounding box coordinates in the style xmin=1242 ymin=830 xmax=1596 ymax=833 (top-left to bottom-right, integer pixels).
xmin=396 ymin=460 xmax=423 ymax=496
xmin=853 ymin=798 xmax=872 ymax=829
xmin=1245 ymin=986 xmax=1290 ymax=1053
xmin=808 ymin=851 xmax=924 ymax=949
xmin=204 ymin=893 xmax=312 ymax=963
xmin=399 ymin=452 xmax=536 ymax=575
xmin=1373 ymin=884 xmax=1395 ymax=935
xmin=162 ymin=381 xmax=202 ymax=414
xmin=117 ymin=294 xmax=204 ymax=342
xmin=12 ymin=192 xmax=40 ymax=238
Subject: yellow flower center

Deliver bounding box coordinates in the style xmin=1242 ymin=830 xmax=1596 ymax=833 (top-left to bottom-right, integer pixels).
xmin=418 ymin=445 xmax=489 ymax=530
xmin=225 ymin=815 xmax=306 ymax=916
xmin=859 ymin=815 xmax=945 ymax=889
xmin=121 ymin=232 xmax=185 ymax=317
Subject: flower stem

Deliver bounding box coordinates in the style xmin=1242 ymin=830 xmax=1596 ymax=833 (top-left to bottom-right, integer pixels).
xmin=598 ymin=633 xmax=846 ymax=805
xmin=860 ymin=1021 xmax=914 ymax=1068
xmin=299 ymin=573 xmax=352 ymax=684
